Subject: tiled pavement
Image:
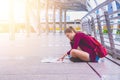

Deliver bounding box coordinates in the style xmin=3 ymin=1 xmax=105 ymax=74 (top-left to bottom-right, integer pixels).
xmin=0 ymin=33 xmax=119 ymax=80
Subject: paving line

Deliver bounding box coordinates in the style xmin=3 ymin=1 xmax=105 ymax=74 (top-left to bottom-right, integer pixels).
xmin=87 ymin=62 xmax=102 ymax=79
xmin=105 ymin=57 xmax=120 ymax=66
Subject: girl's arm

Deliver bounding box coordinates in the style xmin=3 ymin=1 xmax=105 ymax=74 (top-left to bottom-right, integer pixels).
xmin=57 ymin=53 xmax=68 ymax=61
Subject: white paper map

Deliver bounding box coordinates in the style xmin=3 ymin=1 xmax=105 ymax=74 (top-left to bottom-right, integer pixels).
xmin=41 ymin=57 xmax=70 ymax=63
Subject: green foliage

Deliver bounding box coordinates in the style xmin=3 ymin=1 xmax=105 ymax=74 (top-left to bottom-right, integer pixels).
xmin=116 ymin=30 xmax=120 ymax=34
xmin=103 ymin=30 xmax=108 ymax=34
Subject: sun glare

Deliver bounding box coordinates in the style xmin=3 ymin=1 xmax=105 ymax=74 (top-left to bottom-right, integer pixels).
xmin=0 ymin=0 xmax=52 ymax=23
xmin=0 ymin=0 xmax=9 ymax=22
xmin=0 ymin=0 xmax=25 ymax=23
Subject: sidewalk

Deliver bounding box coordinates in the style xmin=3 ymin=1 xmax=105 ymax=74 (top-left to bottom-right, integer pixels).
xmin=0 ymin=33 xmax=119 ymax=80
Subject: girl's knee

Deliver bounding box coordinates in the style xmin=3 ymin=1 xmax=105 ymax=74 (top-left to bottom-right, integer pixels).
xmin=70 ymin=49 xmax=77 ymax=57
xmin=70 ymin=49 xmax=76 ymax=54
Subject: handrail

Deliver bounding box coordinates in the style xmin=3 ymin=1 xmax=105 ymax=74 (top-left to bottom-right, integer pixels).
xmin=81 ymin=0 xmax=120 ymax=59
xmin=81 ymin=0 xmax=115 ymax=21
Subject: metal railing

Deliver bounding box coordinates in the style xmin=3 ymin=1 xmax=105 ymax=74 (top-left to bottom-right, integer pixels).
xmin=81 ymin=0 xmax=120 ymax=59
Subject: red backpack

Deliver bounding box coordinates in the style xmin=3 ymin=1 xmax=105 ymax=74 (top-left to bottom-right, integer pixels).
xmin=89 ymin=36 xmax=107 ymax=58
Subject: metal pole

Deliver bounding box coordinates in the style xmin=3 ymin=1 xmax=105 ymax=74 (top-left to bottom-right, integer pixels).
xmin=37 ymin=0 xmax=41 ymax=35
xmin=96 ymin=15 xmax=104 ymax=45
xmin=81 ymin=21 xmax=86 ymax=32
xmin=25 ymin=0 xmax=30 ymax=37
xmin=9 ymin=0 xmax=15 ymax=40
xmin=94 ymin=0 xmax=98 ymax=6
xmin=82 ymin=18 xmax=89 ymax=33
xmin=53 ymin=3 xmax=56 ymax=33
xmin=59 ymin=8 xmax=62 ymax=33
xmin=81 ymin=21 xmax=84 ymax=32
xmin=112 ymin=1 xmax=118 ymax=39
xmin=46 ymin=0 xmax=49 ymax=34
xmin=64 ymin=9 xmax=67 ymax=30
xmin=88 ymin=19 xmax=92 ymax=35
xmin=104 ymin=11 xmax=117 ymax=57
xmin=91 ymin=17 xmax=97 ymax=38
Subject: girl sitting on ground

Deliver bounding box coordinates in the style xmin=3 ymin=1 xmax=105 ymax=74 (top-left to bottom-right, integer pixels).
xmin=58 ymin=27 xmax=100 ymax=62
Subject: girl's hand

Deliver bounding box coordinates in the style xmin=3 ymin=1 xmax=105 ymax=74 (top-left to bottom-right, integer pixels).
xmin=57 ymin=53 xmax=67 ymax=61
xmin=57 ymin=57 xmax=64 ymax=61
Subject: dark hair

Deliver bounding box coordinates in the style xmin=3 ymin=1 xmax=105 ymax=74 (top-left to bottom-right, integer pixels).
xmin=69 ymin=26 xmax=76 ymax=33
xmin=64 ymin=26 xmax=76 ymax=33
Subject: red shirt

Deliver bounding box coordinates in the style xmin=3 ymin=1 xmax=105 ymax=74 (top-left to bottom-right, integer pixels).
xmin=67 ymin=32 xmax=97 ymax=62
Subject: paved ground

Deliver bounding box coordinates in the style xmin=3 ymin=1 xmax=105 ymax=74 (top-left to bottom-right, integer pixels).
xmin=0 ymin=33 xmax=120 ymax=80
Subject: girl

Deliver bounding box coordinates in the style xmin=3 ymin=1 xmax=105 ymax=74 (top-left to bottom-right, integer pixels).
xmin=58 ymin=27 xmax=100 ymax=62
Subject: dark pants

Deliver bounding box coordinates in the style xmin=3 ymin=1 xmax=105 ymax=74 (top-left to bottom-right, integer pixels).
xmin=70 ymin=57 xmax=99 ymax=62
xmin=70 ymin=57 xmax=84 ymax=62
